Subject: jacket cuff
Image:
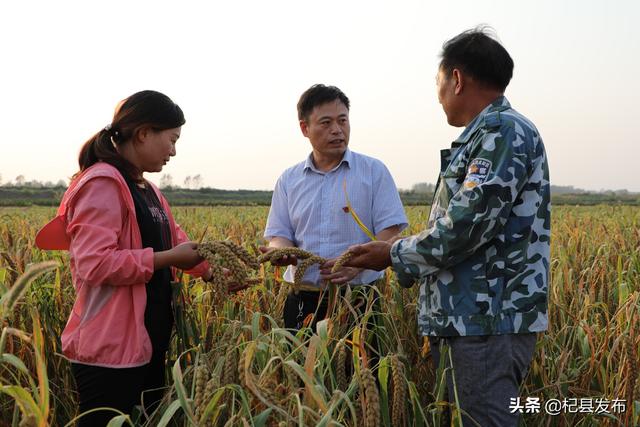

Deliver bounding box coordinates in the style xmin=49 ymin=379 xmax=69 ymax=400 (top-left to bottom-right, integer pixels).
xmin=390 ymin=239 xmax=417 ymax=288
xmin=142 ymin=248 xmax=155 ymax=282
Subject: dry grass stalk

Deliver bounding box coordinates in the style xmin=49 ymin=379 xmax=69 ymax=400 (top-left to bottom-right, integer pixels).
xmin=332 ymin=250 xmax=354 ymax=273
xmin=193 ymin=362 xmax=209 ymax=421
xmin=199 ymin=241 xmax=248 ymax=283
xmin=335 ymin=340 xmax=348 ymax=392
xmin=624 ymin=334 xmax=638 ymax=419
xmin=238 ymin=345 xmax=249 ymax=393
xmin=360 ymin=367 xmax=380 ymax=427
xmin=18 ymin=414 xmax=36 ymax=427
xmin=220 ymin=240 xmax=259 ymax=270
xmin=198 ymin=241 xmax=262 ymax=298
xmin=390 ymin=354 xmax=407 ymax=426
xmin=200 ymin=376 xmax=219 ymax=426
xmin=222 ymin=347 xmax=238 ymax=387
xmin=257 ymin=247 xmax=317 ymax=264
xmin=293 ymin=255 xmax=326 ymax=287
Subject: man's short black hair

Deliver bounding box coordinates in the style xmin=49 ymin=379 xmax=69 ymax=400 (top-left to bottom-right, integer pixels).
xmin=440 ymin=26 xmax=514 ymax=92
xmin=297 ymin=84 xmax=350 ymax=122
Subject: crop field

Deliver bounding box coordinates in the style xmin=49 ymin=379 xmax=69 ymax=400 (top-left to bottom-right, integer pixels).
xmin=0 ymin=205 xmax=638 ymax=426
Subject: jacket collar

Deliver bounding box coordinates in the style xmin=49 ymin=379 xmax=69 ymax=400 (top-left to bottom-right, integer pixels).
xmin=453 ymin=95 xmax=511 ymax=146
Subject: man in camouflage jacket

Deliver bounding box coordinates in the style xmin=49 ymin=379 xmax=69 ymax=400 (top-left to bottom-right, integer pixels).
xmin=345 ymin=28 xmax=550 ymax=426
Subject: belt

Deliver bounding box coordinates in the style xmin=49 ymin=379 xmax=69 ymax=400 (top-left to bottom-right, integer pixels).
xmin=292 ymin=278 xmax=385 ymax=293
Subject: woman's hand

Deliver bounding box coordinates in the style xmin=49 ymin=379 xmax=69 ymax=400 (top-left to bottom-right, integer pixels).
xmin=154 ymin=242 xmax=204 ymax=270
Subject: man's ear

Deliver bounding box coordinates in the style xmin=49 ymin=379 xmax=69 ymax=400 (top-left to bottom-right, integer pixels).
xmin=452 ymin=68 xmax=464 ymax=95
xmin=299 ymin=120 xmax=310 ymax=138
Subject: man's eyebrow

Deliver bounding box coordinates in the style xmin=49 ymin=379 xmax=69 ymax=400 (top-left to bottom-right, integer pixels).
xmin=318 ymin=113 xmax=348 ymax=121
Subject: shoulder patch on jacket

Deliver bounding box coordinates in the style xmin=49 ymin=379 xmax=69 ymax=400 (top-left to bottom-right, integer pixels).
xmin=464 ymin=158 xmax=492 ymax=189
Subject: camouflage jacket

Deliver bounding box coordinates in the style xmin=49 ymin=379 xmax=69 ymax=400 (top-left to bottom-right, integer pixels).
xmin=390 ymin=96 xmax=550 ymax=337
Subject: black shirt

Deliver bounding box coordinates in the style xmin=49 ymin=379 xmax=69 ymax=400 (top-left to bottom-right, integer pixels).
xmin=125 ymin=176 xmax=173 ymax=354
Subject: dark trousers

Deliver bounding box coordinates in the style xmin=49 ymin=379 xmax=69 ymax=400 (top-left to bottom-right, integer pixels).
xmin=283 ymin=290 xmax=329 ymax=330
xmin=71 ymin=350 xmax=167 ymax=426
xmin=429 ymin=333 xmax=537 ymax=427
xmin=283 ymin=286 xmax=378 ymax=331
xmin=283 ymin=286 xmax=382 ymax=371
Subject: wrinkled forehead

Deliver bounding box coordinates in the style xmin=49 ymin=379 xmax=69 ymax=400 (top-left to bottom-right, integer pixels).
xmin=309 ymin=99 xmax=349 ymax=119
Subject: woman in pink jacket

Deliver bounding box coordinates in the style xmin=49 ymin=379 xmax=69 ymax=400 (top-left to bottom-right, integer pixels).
xmin=36 ymin=90 xmax=212 ymax=425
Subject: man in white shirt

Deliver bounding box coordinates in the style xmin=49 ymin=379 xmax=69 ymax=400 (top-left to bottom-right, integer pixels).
xmin=260 ymin=84 xmax=408 ymax=329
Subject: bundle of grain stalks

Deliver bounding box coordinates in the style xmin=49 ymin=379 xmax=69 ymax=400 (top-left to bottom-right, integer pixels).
xmin=198 ymin=241 xmax=261 ymax=293
xmin=258 ymin=247 xmax=329 ymax=293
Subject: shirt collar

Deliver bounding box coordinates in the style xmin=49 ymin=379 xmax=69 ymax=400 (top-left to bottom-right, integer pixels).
xmin=454 ymin=95 xmax=511 ymax=145
xmin=304 ymin=148 xmax=352 ymax=173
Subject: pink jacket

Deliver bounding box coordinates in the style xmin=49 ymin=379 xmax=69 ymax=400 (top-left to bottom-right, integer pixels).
xmin=36 ymin=162 xmax=208 ymax=368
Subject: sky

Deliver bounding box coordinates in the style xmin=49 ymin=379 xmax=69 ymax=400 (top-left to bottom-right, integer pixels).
xmin=1 ymin=0 xmax=639 ymax=192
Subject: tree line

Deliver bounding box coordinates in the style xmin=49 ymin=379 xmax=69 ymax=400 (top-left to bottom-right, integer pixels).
xmin=1 ymin=175 xmax=638 ymax=206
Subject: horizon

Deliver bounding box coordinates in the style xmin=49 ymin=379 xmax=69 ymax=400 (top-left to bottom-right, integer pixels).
xmin=1 ymin=0 xmax=639 ymax=193
xmin=1 ymin=175 xmax=636 ymax=195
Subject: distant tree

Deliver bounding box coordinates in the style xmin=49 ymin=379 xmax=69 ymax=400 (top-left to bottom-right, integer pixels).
xmin=551 ymin=185 xmax=585 ymax=195
xmin=56 ymin=179 xmax=67 ymax=188
xmin=192 ymin=174 xmax=203 ymax=189
xmin=411 ymin=182 xmax=435 ymax=193
xmin=183 ymin=176 xmax=192 ymax=189
xmin=15 ymin=175 xmax=25 ymax=186
xmin=25 ymin=179 xmax=44 ymax=188
xmin=160 ymin=173 xmax=174 ymax=189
